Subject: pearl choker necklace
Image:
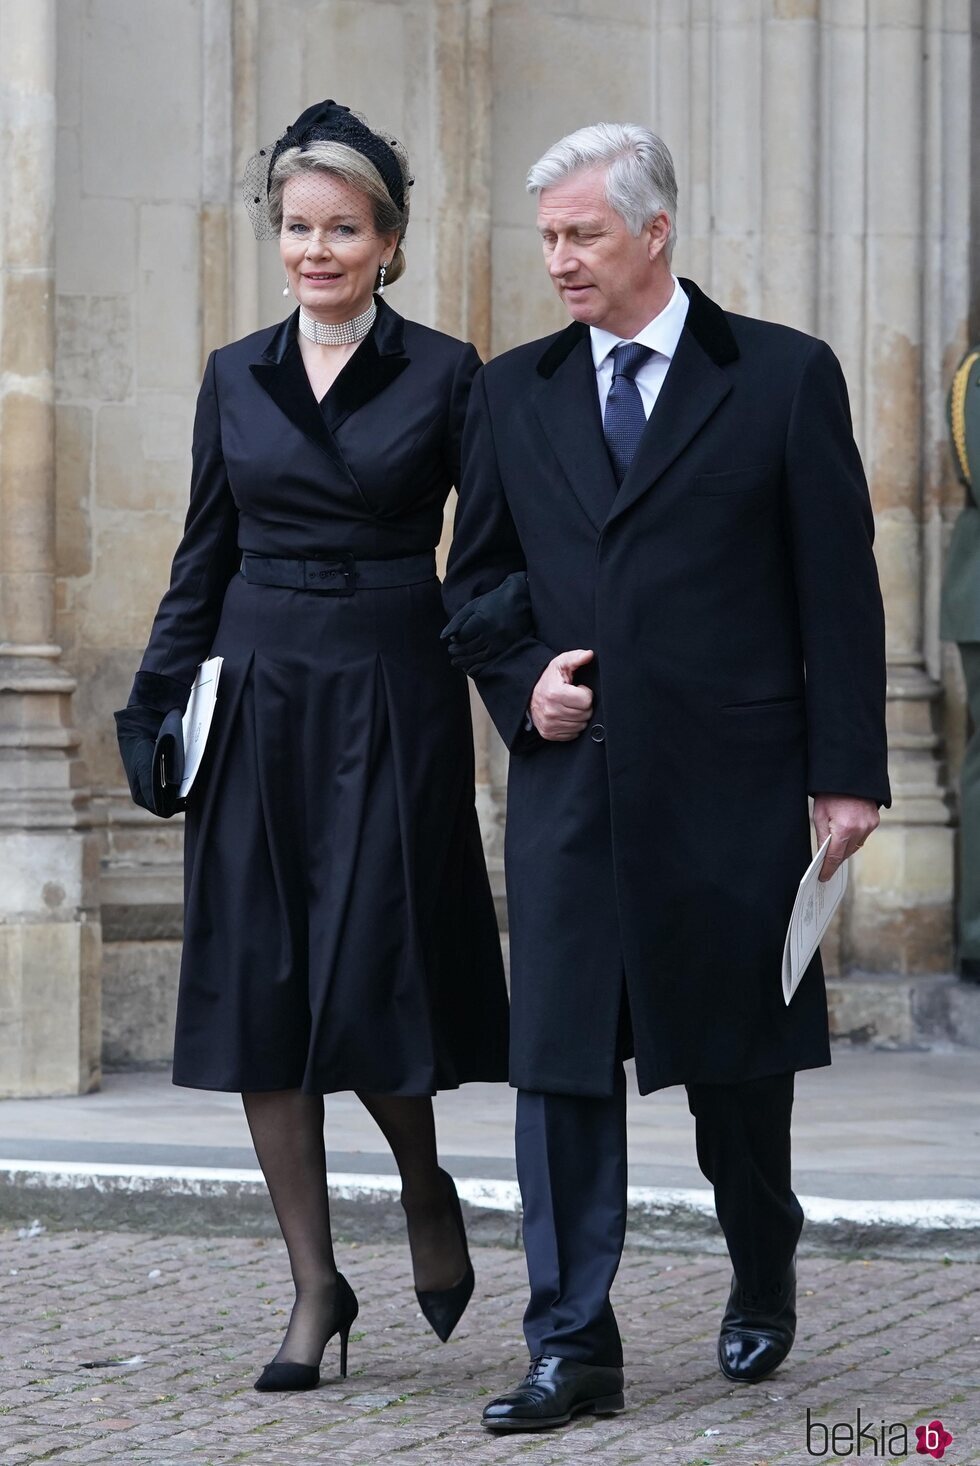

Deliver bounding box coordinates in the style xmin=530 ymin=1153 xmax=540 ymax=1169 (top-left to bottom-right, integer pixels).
xmin=298 ymin=302 xmax=377 ymax=346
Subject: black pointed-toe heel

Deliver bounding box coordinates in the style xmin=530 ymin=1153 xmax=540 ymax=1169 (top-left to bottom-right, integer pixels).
xmin=253 ymin=1359 xmax=320 ymax=1392
xmin=254 ymin=1272 xmax=359 ymax=1392
xmin=412 ymin=1169 xmax=475 ymax=1343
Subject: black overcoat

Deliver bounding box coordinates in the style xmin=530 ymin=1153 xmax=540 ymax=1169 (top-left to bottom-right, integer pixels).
xmin=444 ymin=280 xmax=889 ymax=1098
xmin=134 ymin=300 xmax=509 ymax=1095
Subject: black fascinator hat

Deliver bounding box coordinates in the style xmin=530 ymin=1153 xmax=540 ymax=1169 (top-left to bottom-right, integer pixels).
xmin=242 ymin=99 xmax=413 ymax=239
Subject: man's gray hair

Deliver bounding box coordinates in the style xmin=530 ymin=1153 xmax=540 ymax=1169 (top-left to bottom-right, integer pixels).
xmin=527 ymin=123 xmax=677 ymax=259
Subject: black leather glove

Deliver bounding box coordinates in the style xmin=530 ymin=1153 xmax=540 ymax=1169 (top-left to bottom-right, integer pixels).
xmin=441 ymin=572 xmax=533 ymax=675
xmin=114 ymin=704 xmax=162 ymax=814
xmin=114 ymin=671 xmax=191 ymax=818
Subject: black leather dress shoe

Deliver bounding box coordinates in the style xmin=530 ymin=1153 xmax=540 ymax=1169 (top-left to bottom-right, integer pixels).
xmin=482 ymin=1355 xmax=625 ymax=1432
xmin=718 ymin=1261 xmax=797 ymax=1383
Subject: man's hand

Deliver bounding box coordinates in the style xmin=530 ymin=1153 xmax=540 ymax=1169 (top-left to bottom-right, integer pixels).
xmin=812 ymin=794 xmax=879 ymax=882
xmin=530 ymin=649 xmax=595 ymax=741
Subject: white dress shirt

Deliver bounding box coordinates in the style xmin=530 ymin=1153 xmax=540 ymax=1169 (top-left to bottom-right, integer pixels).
xmin=590 ymin=276 xmax=690 ymax=421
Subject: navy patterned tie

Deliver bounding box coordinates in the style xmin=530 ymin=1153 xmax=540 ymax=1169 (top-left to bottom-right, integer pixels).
xmin=603 ymin=342 xmax=654 ymax=485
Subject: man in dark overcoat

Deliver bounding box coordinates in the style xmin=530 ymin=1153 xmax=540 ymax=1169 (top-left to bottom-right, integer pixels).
xmin=442 ymin=122 xmax=890 ymax=1432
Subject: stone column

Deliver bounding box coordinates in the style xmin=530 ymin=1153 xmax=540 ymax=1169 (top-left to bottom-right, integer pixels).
xmin=230 ymin=0 xmax=260 ymax=342
xmin=201 ymin=0 xmax=235 ymax=363
xmin=839 ymin=0 xmax=959 ymax=976
xmin=431 ymin=0 xmax=509 ymax=877
xmin=0 ymin=0 xmax=100 ymax=1096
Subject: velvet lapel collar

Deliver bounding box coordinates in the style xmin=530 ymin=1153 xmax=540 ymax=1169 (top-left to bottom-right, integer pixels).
xmin=321 ymin=298 xmax=410 ymax=433
xmin=248 ymin=300 xmax=410 ymax=470
xmin=249 ymin=310 xmax=345 ymax=472
xmin=606 ymin=278 xmax=738 ymax=525
xmin=532 ymin=323 xmax=618 ymax=534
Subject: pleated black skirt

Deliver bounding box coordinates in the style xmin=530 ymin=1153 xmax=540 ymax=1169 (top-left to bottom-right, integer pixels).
xmin=171 ymin=570 xmax=509 ymax=1095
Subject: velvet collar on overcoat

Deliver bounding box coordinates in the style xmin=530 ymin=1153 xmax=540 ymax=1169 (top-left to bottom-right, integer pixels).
xmin=530 ymin=277 xmax=741 ymax=531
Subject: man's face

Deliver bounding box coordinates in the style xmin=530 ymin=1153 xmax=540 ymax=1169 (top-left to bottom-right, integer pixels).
xmin=536 ymin=167 xmax=668 ymax=332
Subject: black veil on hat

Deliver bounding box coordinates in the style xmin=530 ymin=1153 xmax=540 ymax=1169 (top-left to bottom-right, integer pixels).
xmin=242 ymin=99 xmax=412 ymax=239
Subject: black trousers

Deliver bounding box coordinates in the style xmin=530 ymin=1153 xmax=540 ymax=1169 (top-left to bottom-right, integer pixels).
xmin=516 ymin=1067 xmax=803 ymax=1367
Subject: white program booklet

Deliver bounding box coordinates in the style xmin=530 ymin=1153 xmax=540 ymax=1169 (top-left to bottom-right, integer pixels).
xmin=179 ymin=657 xmax=223 ymax=799
xmin=781 ymin=835 xmax=848 ymax=1005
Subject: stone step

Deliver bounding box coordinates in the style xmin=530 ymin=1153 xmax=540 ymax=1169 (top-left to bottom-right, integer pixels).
xmin=826 ymin=972 xmax=980 ymax=1049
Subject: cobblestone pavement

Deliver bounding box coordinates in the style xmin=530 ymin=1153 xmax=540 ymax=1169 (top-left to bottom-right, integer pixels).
xmin=1 ymin=1230 xmax=978 ymax=1465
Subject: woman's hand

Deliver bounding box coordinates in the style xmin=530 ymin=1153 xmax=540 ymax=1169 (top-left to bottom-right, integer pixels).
xmin=442 ymin=572 xmax=533 ymax=675
xmin=114 ymin=705 xmax=164 ymax=813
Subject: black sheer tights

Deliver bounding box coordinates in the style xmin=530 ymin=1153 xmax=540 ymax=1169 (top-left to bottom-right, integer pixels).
xmin=242 ymin=1089 xmax=468 ymax=1366
xmin=356 ymin=1092 xmax=468 ymax=1294
xmin=242 ymin=1090 xmax=338 ymax=1367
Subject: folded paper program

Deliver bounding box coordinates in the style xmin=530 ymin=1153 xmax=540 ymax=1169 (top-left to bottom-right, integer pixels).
xmin=781 ymin=836 xmax=847 ymax=1005
xmin=179 ymin=657 xmax=223 ymax=800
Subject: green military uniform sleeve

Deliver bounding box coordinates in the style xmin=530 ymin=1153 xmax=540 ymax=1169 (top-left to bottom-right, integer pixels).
xmin=941 ymin=348 xmax=980 ymax=644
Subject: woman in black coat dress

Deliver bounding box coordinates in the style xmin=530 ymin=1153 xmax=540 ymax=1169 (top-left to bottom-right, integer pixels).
xmin=114 ymin=101 xmax=508 ymax=1391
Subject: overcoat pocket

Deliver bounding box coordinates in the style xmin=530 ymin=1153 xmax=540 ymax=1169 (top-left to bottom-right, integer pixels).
xmin=692 ymin=464 xmax=775 ymax=497
xmin=723 ymin=694 xmax=804 ymax=711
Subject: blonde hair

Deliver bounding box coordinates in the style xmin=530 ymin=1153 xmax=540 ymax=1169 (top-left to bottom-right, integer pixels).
xmin=269 ymin=139 xmax=411 ymax=287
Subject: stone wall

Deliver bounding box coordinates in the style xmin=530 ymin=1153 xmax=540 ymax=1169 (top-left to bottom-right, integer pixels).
xmin=0 ymin=0 xmax=974 ymax=1090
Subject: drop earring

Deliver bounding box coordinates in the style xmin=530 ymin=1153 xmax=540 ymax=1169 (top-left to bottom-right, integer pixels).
xmin=377 ymin=261 xmax=387 ymax=296
xmin=282 ymin=276 xmax=290 ymax=297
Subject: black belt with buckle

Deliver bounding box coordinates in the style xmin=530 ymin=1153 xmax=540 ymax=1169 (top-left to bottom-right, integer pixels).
xmin=240 ymin=550 xmax=436 ymax=595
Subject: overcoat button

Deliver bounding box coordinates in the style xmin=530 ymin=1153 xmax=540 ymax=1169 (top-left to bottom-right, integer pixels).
xmin=590 ymin=724 xmax=606 ymax=743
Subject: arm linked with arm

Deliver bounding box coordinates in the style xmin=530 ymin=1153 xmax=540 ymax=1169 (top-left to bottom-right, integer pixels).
xmin=440 ymin=346 xmax=536 ymax=672
xmin=443 ymin=367 xmax=556 ymax=752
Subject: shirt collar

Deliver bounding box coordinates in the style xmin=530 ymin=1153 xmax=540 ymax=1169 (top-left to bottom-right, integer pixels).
xmin=590 ymin=276 xmax=690 ymax=370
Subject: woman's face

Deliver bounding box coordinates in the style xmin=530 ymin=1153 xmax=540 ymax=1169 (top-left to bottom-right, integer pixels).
xmin=279 ymin=171 xmax=397 ymax=321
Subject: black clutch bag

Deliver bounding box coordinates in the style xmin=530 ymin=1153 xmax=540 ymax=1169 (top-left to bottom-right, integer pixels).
xmin=152 ymin=708 xmax=186 ymax=819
